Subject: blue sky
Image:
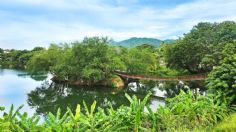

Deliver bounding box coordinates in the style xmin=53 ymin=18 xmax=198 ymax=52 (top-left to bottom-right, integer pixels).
xmin=0 ymin=0 xmax=235 ymax=49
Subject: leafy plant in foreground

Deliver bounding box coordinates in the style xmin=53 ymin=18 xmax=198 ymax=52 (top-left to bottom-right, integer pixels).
xmin=0 ymin=104 xmax=24 ymax=131
xmin=0 ymin=91 xmax=233 ymax=131
xmin=156 ymin=90 xmax=230 ymax=131
xmin=214 ymin=112 xmax=236 ymax=131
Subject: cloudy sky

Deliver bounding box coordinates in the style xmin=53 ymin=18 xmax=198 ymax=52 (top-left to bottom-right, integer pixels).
xmin=0 ymin=0 xmax=235 ymax=49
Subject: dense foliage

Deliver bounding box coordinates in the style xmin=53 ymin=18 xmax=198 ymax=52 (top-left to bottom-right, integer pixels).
xmin=0 ymin=91 xmax=234 ymax=131
xmin=206 ymin=54 xmax=236 ymax=105
xmin=1 ymin=20 xmax=236 ymax=131
xmin=72 ymin=38 xmax=125 ymax=84
xmin=163 ymin=21 xmax=236 ymax=73
xmin=157 ymin=90 xmax=229 ymax=131
xmin=0 ymin=47 xmax=44 ymax=69
xmin=214 ymin=112 xmax=236 ymax=131
xmin=122 ymin=48 xmax=157 ymax=74
xmin=2 ymin=21 xmax=234 ymax=81
xmin=26 ymin=37 xmax=158 ymax=84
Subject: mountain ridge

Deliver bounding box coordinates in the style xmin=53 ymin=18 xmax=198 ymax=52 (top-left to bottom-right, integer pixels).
xmin=111 ymin=37 xmax=175 ymax=47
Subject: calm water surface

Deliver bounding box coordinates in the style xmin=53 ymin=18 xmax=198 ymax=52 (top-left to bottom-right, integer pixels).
xmin=0 ymin=69 xmax=45 ymax=116
xmin=0 ymin=69 xmax=165 ymax=116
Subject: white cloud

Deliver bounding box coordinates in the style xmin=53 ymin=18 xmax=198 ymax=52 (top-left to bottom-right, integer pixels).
xmin=0 ymin=0 xmax=235 ymax=49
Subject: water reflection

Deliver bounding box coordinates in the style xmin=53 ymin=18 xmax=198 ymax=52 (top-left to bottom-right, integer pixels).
xmin=127 ymin=80 xmax=205 ymax=98
xmin=1 ymin=69 xmax=204 ymax=117
xmin=17 ymin=73 xmax=48 ymax=81
xmin=27 ymin=80 xmax=167 ymax=116
xmin=0 ymin=69 xmax=44 ymax=117
xmin=27 ymin=82 xmax=134 ymax=116
xmin=126 ymin=81 xmax=156 ymax=96
xmin=158 ymin=81 xmax=205 ymax=98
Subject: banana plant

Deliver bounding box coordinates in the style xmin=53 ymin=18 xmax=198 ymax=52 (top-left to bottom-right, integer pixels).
xmin=43 ymin=108 xmax=71 ymax=131
xmin=146 ymin=105 xmax=157 ymax=132
xmin=17 ymin=112 xmax=41 ymax=131
xmin=125 ymin=92 xmax=152 ymax=132
xmin=0 ymin=90 xmax=233 ymax=131
xmin=0 ymin=105 xmax=24 ymax=131
xmin=77 ymin=101 xmax=103 ymax=131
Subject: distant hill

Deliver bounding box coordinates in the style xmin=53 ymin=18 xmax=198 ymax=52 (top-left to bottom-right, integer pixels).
xmin=111 ymin=37 xmax=175 ymax=47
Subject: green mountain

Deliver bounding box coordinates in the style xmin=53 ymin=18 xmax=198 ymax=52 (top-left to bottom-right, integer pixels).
xmin=111 ymin=37 xmax=175 ymax=47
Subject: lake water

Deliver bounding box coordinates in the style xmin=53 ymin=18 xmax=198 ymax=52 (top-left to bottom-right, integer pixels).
xmin=0 ymin=69 xmax=166 ymax=116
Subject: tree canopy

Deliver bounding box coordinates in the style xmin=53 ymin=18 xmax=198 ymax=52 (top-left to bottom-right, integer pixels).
xmin=206 ymin=54 xmax=236 ymax=105
xmin=72 ymin=37 xmax=125 ymax=83
xmin=164 ymin=21 xmax=236 ymax=73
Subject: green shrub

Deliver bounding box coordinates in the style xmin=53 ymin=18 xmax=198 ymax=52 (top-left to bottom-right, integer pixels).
xmin=155 ymin=90 xmax=229 ymax=131
xmin=214 ymin=113 xmax=236 ymax=131
xmin=0 ymin=91 xmax=233 ymax=131
xmin=206 ymin=54 xmax=236 ymax=105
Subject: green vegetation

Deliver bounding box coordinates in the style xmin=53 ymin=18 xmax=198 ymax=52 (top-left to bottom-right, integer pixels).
xmin=121 ymin=47 xmax=157 ymax=74
xmin=163 ymin=21 xmax=236 ymax=73
xmin=0 ymin=47 xmax=44 ymax=69
xmin=214 ymin=113 xmax=236 ymax=131
xmin=206 ymin=53 xmax=236 ymax=105
xmin=1 ymin=21 xmax=234 ymax=84
xmin=25 ymin=37 xmax=160 ymax=85
xmin=26 ymin=38 xmax=125 ymax=84
xmin=1 ymin=21 xmax=236 ymax=131
xmin=157 ymin=90 xmax=229 ymax=131
xmin=0 ymin=90 xmax=234 ymax=131
xmin=72 ymin=38 xmax=125 ymax=84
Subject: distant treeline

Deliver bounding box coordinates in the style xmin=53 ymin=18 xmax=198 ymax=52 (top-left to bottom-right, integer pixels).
xmin=0 ymin=47 xmax=44 ymax=69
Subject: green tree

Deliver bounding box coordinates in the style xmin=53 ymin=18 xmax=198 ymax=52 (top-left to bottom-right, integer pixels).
xmin=0 ymin=47 xmax=45 ymax=69
xmin=123 ymin=47 xmax=157 ymax=74
xmin=206 ymin=54 xmax=236 ymax=105
xmin=31 ymin=47 xmax=45 ymax=52
xmin=0 ymin=48 xmax=3 ymax=53
xmin=72 ymin=37 xmax=125 ymax=83
xmin=27 ymin=37 xmax=125 ymax=84
xmin=50 ymin=45 xmax=76 ymax=80
xmin=222 ymin=41 xmax=236 ymax=58
xmin=136 ymin=44 xmax=156 ymax=51
xmin=164 ymin=21 xmax=236 ymax=73
xmin=1 ymin=50 xmax=29 ymax=68
xmin=27 ymin=44 xmax=64 ymax=74
xmin=18 ymin=48 xmax=45 ymax=68
xmin=0 ymin=48 xmax=3 ymax=64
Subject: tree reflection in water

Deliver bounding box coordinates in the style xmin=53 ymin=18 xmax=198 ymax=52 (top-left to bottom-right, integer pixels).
xmin=17 ymin=73 xmax=48 ymax=81
xmin=27 ymin=81 xmax=153 ymax=116
xmin=27 ymin=80 xmax=202 ymax=116
xmin=158 ymin=80 xmax=205 ymax=98
xmin=126 ymin=80 xmax=205 ymax=98
xmin=125 ymin=80 xmax=156 ymax=96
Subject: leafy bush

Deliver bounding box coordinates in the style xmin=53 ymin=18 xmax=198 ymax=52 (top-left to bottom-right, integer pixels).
xmin=163 ymin=21 xmax=236 ymax=74
xmin=206 ymin=54 xmax=236 ymax=105
xmin=214 ymin=113 xmax=236 ymax=131
xmin=0 ymin=93 xmax=152 ymax=132
xmin=155 ymin=90 xmax=229 ymax=131
xmin=0 ymin=91 xmax=232 ymax=131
